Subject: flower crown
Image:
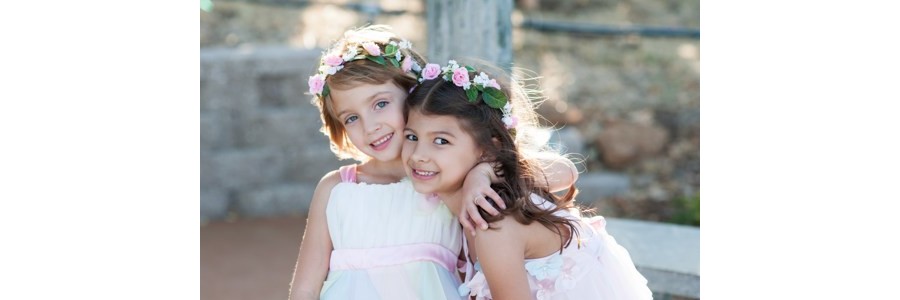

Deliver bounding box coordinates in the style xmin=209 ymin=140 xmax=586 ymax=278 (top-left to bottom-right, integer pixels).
xmin=308 ymin=39 xmax=421 ymax=98
xmin=417 ymin=60 xmax=518 ymax=129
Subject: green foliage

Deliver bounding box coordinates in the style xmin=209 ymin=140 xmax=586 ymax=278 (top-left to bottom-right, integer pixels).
xmin=384 ymin=44 xmax=398 ymax=56
xmin=670 ymin=194 xmax=700 ymax=226
xmin=466 ymin=87 xmax=478 ymax=102
xmin=366 ymin=55 xmax=386 ymax=65
xmin=482 ymin=87 xmax=507 ymax=108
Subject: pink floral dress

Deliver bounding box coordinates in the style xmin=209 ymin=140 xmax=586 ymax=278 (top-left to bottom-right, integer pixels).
xmin=458 ymin=194 xmax=653 ymax=300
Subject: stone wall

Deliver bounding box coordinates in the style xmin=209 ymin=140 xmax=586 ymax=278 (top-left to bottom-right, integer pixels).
xmin=200 ymin=47 xmax=345 ymax=223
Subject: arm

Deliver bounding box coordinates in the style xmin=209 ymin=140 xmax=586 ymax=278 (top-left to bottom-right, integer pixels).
xmin=530 ymin=151 xmax=578 ymax=193
xmin=459 ymin=153 xmax=578 ymax=235
xmin=472 ymin=219 xmax=532 ymax=300
xmin=458 ymin=162 xmax=505 ymax=235
xmin=288 ymin=171 xmax=341 ymax=300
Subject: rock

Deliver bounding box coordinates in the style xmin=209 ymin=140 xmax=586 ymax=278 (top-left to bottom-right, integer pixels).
xmin=548 ymin=126 xmax=585 ymax=154
xmin=535 ymin=99 xmax=569 ymax=126
xmin=576 ymin=171 xmax=631 ymax=202
xmin=595 ymin=120 xmax=670 ymax=169
xmin=646 ymin=183 xmax=669 ymax=202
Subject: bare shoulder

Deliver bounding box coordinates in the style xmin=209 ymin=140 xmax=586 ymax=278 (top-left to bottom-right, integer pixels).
xmin=309 ymin=169 xmax=344 ymax=209
xmin=475 ymin=217 xmax=527 ymax=247
xmin=316 ymin=169 xmax=343 ymax=190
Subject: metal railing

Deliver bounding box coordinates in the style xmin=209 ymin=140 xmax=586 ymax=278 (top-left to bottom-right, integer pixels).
xmin=207 ymin=0 xmax=699 ymax=39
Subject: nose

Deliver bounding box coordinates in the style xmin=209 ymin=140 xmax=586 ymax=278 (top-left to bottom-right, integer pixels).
xmin=364 ymin=119 xmax=382 ymax=136
xmin=409 ymin=142 xmax=429 ymax=163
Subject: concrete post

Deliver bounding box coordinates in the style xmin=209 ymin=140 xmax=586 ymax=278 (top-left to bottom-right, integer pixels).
xmin=426 ymin=0 xmax=513 ymax=70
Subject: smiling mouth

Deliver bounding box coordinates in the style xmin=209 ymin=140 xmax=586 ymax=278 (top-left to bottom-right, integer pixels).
xmin=370 ymin=133 xmax=393 ymax=150
xmin=411 ymin=168 xmax=439 ymax=180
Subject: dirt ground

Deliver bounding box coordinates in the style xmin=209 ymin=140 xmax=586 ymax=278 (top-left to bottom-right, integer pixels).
xmin=201 ymin=217 xmax=305 ymax=300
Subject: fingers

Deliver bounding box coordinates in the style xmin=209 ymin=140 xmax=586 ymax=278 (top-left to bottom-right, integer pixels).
xmin=467 ymin=203 xmax=489 ymax=232
xmin=459 ymin=210 xmax=475 ymax=235
xmin=476 ymin=195 xmax=500 ymax=216
xmin=483 ymin=189 xmax=505 ymax=210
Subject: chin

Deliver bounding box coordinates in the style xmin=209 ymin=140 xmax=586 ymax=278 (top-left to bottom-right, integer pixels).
xmin=409 ymin=182 xmax=439 ymax=195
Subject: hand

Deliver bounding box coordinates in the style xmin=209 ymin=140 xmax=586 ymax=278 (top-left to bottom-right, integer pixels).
xmin=460 ymin=163 xmax=507 ymax=236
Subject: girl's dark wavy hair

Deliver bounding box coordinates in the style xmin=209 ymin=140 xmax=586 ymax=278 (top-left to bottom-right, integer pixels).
xmin=405 ymin=70 xmax=580 ymax=252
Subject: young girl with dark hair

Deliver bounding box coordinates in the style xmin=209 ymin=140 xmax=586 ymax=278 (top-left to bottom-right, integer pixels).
xmin=402 ymin=61 xmax=653 ymax=300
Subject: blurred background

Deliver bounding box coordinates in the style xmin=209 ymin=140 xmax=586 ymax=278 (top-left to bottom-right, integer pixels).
xmin=201 ymin=0 xmax=699 ymax=299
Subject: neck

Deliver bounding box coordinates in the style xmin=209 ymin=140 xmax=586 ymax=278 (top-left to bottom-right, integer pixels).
xmin=361 ymin=157 xmax=407 ymax=181
xmin=437 ymin=188 xmax=465 ymax=217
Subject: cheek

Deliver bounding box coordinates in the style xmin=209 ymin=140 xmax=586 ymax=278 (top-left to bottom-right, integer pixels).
xmin=390 ymin=107 xmax=406 ymax=126
xmin=401 ymin=141 xmax=412 ymax=160
xmin=344 ymin=126 xmax=365 ymax=143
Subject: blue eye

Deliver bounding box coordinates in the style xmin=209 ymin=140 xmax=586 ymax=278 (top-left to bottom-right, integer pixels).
xmin=434 ymin=138 xmax=449 ymax=145
xmin=344 ymin=115 xmax=358 ymax=124
xmin=405 ymin=134 xmax=418 ymax=141
xmin=375 ymin=101 xmax=388 ymax=109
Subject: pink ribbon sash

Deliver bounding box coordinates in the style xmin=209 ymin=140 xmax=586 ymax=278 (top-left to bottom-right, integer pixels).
xmin=330 ymin=243 xmax=459 ymax=273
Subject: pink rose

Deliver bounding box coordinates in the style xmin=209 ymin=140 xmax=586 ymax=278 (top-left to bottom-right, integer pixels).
xmin=452 ymin=67 xmax=470 ymax=88
xmin=422 ymin=63 xmax=441 ymax=80
xmin=401 ymin=56 xmax=413 ymax=72
xmin=361 ymin=42 xmax=381 ymax=56
xmin=323 ymin=54 xmax=343 ymax=66
xmin=488 ymin=79 xmax=501 ymax=90
xmin=308 ymin=74 xmax=325 ymax=95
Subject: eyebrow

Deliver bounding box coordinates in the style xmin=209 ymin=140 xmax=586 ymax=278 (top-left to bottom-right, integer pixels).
xmin=404 ymin=128 xmax=456 ymax=139
xmin=430 ymin=130 xmax=457 ymax=138
xmin=335 ymin=91 xmax=394 ymax=119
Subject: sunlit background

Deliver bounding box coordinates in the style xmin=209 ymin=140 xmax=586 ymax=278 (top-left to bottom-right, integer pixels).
xmin=201 ymin=0 xmax=699 ymax=299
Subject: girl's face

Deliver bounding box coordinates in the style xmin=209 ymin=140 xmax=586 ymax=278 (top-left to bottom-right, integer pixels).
xmin=402 ymin=109 xmax=482 ymax=196
xmin=330 ymin=81 xmax=408 ymax=162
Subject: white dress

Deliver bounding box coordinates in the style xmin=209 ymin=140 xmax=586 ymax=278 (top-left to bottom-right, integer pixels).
xmin=459 ymin=194 xmax=653 ymax=300
xmin=320 ymin=164 xmax=464 ymax=300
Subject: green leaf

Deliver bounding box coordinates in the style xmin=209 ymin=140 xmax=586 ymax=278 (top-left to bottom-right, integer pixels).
xmin=465 ymin=66 xmax=476 ymax=73
xmin=385 ymin=44 xmax=398 ymax=56
xmin=466 ymin=88 xmax=478 ymax=103
xmin=389 ymin=57 xmax=400 ymax=68
xmin=475 ymin=84 xmax=484 ymax=91
xmin=353 ymin=54 xmax=367 ymax=60
xmin=367 ymin=55 xmax=386 ymax=65
xmin=482 ymin=87 xmax=507 ymax=108
xmin=322 ymin=84 xmax=330 ymax=98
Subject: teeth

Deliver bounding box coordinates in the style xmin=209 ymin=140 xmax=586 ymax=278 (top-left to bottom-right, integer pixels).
xmin=372 ymin=133 xmax=392 ymax=146
xmin=414 ymin=169 xmax=436 ymax=176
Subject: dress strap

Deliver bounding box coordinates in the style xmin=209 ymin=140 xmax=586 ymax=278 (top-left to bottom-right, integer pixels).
xmin=462 ymin=234 xmax=474 ymax=283
xmin=338 ymin=164 xmax=358 ymax=183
